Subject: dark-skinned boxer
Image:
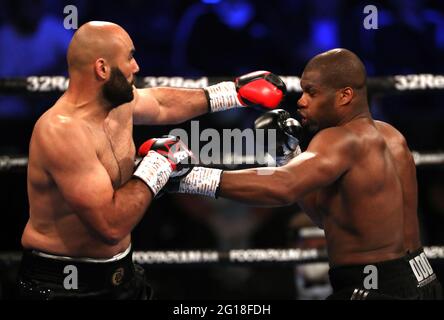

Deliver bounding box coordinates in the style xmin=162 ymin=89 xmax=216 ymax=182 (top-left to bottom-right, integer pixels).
xmin=164 ymin=48 xmax=443 ymax=300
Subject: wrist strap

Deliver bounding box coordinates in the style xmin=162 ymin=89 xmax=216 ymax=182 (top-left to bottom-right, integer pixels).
xmin=204 ymin=81 xmax=243 ymax=113
xmin=178 ymin=167 xmax=223 ymax=198
xmin=133 ymin=151 xmax=172 ymax=195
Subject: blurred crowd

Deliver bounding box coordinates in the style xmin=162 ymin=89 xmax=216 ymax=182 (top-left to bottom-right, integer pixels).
xmin=2 ymin=0 xmax=444 ymax=77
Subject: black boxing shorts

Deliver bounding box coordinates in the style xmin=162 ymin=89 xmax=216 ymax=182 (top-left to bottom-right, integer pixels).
xmin=16 ymin=245 xmax=152 ymax=300
xmin=327 ymin=248 xmax=442 ymax=300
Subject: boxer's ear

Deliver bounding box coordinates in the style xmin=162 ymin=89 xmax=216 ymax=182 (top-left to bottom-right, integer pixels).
xmin=94 ymin=58 xmax=109 ymax=81
xmin=337 ymin=87 xmax=353 ymax=106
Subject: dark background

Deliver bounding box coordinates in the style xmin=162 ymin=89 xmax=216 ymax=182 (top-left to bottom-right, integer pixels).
xmin=0 ymin=0 xmax=444 ymax=299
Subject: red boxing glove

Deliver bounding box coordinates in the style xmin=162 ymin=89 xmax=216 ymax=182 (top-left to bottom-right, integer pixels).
xmin=204 ymin=71 xmax=286 ymax=113
xmin=137 ymin=135 xmax=194 ymax=178
xmin=235 ymin=71 xmax=286 ymax=109
xmin=133 ymin=136 xmax=194 ymax=195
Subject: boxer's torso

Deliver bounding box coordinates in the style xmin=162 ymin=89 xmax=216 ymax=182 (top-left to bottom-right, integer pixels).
xmin=312 ymin=118 xmax=407 ymax=266
xmin=23 ymin=98 xmax=136 ymax=258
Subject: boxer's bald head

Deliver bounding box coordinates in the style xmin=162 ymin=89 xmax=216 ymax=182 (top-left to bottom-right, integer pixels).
xmin=67 ymin=21 xmax=132 ymax=72
xmin=303 ymin=48 xmax=367 ymax=93
xmin=298 ymin=49 xmax=370 ymax=131
xmin=67 ymin=21 xmax=139 ymax=108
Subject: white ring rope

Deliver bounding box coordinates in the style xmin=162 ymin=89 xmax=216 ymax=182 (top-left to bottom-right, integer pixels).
xmin=1 ymin=74 xmax=444 ymax=94
xmin=1 ymin=247 xmax=443 ymax=266
xmin=1 ymin=152 xmax=444 ymax=172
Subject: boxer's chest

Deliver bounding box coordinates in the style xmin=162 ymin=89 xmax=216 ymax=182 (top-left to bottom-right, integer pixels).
xmin=93 ymin=107 xmax=136 ymax=189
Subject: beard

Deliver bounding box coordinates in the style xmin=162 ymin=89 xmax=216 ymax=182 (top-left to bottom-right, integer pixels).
xmin=102 ymin=67 xmax=134 ymax=108
xmin=299 ymin=116 xmax=320 ymax=134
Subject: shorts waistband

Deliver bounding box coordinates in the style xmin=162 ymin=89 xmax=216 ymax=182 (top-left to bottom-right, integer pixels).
xmin=31 ymin=244 xmax=132 ymax=263
xmin=19 ymin=246 xmax=136 ymax=290
xmin=328 ymin=253 xmax=416 ymax=292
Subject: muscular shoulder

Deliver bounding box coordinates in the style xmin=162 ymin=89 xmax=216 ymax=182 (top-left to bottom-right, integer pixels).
xmin=307 ymin=126 xmax=359 ymax=156
xmin=374 ymin=120 xmax=403 ymax=139
xmin=374 ymin=120 xmax=410 ymax=152
xmin=33 ymin=112 xmax=94 ymax=165
xmin=35 ymin=112 xmax=90 ymax=143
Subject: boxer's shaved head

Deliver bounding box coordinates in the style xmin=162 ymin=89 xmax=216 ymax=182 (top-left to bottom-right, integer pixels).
xmin=304 ymin=48 xmax=367 ymax=93
xmin=298 ymin=48 xmax=370 ymax=131
xmin=66 ymin=21 xmax=138 ymax=107
xmin=67 ymin=21 xmax=132 ymax=72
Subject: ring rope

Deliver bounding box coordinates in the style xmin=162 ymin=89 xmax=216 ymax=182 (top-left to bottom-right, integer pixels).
xmin=1 ymin=74 xmax=444 ymax=94
xmin=1 ymin=152 xmax=444 ymax=172
xmin=1 ymin=246 xmax=443 ymax=266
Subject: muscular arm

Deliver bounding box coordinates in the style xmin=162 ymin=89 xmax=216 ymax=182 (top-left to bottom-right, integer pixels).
xmin=219 ymin=128 xmax=355 ymax=210
xmin=37 ymin=117 xmax=153 ymax=245
xmin=133 ymin=87 xmax=208 ymax=125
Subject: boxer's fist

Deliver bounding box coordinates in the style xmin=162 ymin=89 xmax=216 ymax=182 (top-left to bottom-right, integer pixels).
xmin=164 ymin=167 xmax=223 ymax=199
xmin=137 ymin=135 xmax=194 ymax=178
xmin=255 ymin=109 xmax=302 ymax=166
xmin=204 ymin=71 xmax=286 ymax=113
xmin=235 ymin=71 xmax=286 ymax=109
xmin=133 ymin=136 xmax=194 ymax=196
